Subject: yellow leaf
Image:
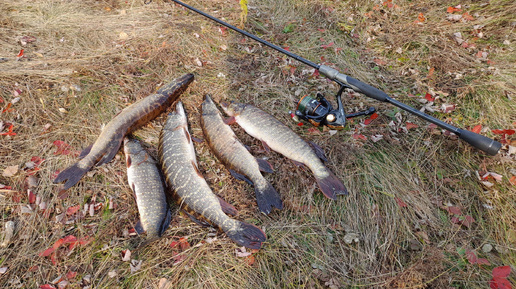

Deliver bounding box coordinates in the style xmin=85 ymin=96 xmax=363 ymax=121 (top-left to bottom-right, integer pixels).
xmin=240 ymin=0 xmax=248 ymax=26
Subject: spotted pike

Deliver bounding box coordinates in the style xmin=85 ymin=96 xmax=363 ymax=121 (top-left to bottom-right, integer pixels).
xmin=124 ymin=137 xmax=171 ymax=240
xmin=159 ymin=102 xmax=266 ymax=249
xmin=54 ymin=74 xmax=194 ymax=190
xmin=221 ymin=102 xmax=348 ymax=199
xmin=201 ymin=95 xmax=282 ymax=214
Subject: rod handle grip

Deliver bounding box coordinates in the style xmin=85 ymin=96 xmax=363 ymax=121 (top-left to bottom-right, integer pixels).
xmin=458 ymin=129 xmax=501 ymax=155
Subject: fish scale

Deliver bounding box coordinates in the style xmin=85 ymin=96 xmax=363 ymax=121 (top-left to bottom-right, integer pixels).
xmin=159 ymin=102 xmax=266 ymax=249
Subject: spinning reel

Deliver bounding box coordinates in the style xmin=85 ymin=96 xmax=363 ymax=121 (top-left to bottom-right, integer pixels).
xmin=295 ymin=86 xmax=375 ymax=130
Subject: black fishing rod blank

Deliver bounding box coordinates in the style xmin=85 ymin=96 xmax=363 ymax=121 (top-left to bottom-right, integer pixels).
xmin=166 ymin=0 xmax=501 ymax=156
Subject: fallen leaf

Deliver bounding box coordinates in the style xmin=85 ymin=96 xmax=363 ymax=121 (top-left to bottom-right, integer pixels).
xmin=509 ymin=176 xmax=516 ymax=186
xmin=352 ymin=134 xmax=367 ymax=140
xmin=424 ymin=93 xmax=435 ymax=102
xmin=447 ymin=6 xmax=462 ymax=13
xmin=53 ymin=140 xmax=74 ymax=155
xmin=122 ymin=250 xmax=131 ymax=261
xmin=445 ymin=206 xmax=461 ymax=215
xmin=130 ymin=260 xmax=142 ymax=274
xmin=472 ymin=125 xmax=482 ymax=134
xmin=417 ymin=13 xmax=426 ymax=22
xmin=236 ymin=247 xmax=252 ymax=257
xmin=493 ymin=266 xmax=512 ymax=278
xmin=462 ymin=12 xmax=474 ymax=21
xmin=406 ymin=122 xmax=419 ymax=130
xmin=395 ymin=197 xmax=408 ymax=208
xmin=2 ymin=165 xmax=18 ymax=177
xmin=66 ymin=205 xmax=81 ymax=215
xmin=66 ymin=271 xmax=77 ymax=280
xmin=40 ymin=285 xmax=56 ymax=289
xmin=492 ymin=129 xmax=515 ymax=135
xmin=0 ymin=267 xmax=7 ymax=274
xmin=427 ymin=67 xmax=435 ymax=78
xmin=320 ymin=42 xmax=334 ymax=49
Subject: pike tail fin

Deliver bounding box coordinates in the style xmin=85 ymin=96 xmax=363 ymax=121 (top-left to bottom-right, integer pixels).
xmin=226 ymin=221 xmax=266 ymax=249
xmin=316 ymin=170 xmax=348 ymax=200
xmin=53 ymin=162 xmax=92 ymax=190
xmin=255 ymin=182 xmax=283 ymax=215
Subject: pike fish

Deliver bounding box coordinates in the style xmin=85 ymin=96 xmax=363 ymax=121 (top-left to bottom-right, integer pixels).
xmin=54 ymin=73 xmax=194 ymax=190
xmin=124 ymin=137 xmax=171 ymax=240
xmin=201 ymin=95 xmax=282 ymax=214
xmin=221 ymin=102 xmax=348 ymax=199
xmin=159 ymin=102 xmax=266 ymax=249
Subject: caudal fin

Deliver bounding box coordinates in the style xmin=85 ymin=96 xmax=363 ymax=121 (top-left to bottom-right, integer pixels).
xmin=316 ymin=170 xmax=348 ymax=199
xmin=255 ymin=182 xmax=283 ymax=215
xmin=53 ymin=162 xmax=92 ymax=190
xmin=226 ymin=221 xmax=266 ymax=249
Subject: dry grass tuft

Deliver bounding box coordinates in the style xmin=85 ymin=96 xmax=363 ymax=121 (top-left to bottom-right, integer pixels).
xmin=0 ymin=0 xmax=514 ymax=288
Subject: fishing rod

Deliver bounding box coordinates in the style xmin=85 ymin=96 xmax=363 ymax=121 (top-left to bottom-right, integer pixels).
xmin=163 ymin=0 xmax=501 ymax=156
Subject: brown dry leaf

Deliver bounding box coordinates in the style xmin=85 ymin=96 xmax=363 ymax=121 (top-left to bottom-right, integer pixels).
xmin=158 ymin=278 xmax=173 ymax=289
xmin=2 ymin=165 xmax=18 ymax=177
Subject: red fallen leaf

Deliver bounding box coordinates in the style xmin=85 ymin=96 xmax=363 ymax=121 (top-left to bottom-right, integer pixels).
xmin=52 ymin=170 xmax=60 ymax=179
xmin=218 ymin=26 xmax=228 ymax=36
xmin=0 ymin=123 xmax=16 ymax=136
xmin=461 ymin=215 xmax=475 ymax=227
xmin=245 ymin=254 xmax=256 ymax=266
xmin=173 ymin=253 xmax=186 ymax=264
xmin=417 ymin=13 xmax=426 ymax=22
xmin=472 ymin=125 xmax=482 ymax=134
xmin=395 ymin=197 xmax=408 ymax=208
xmin=462 ymin=12 xmax=475 ymax=21
xmin=353 ymin=134 xmax=367 ymax=140
xmin=445 ymin=206 xmax=461 ymax=215
xmin=16 ymin=49 xmax=24 ymax=58
xmin=66 ymin=271 xmax=77 ymax=279
xmin=179 ymin=237 xmax=190 ymax=251
xmin=317 ymin=28 xmax=325 ymax=32
xmin=509 ymin=176 xmax=516 ymax=186
xmin=2 ymin=103 xmax=13 ymax=113
xmin=39 ymin=247 xmax=55 ymax=257
xmin=40 ymin=285 xmax=56 ymax=289
xmin=370 ymin=112 xmax=379 ymax=120
xmin=493 ymin=266 xmax=512 ymax=278
xmin=424 ymin=93 xmax=435 ymax=102
xmin=374 ymin=58 xmax=387 ymax=66
xmin=50 ymin=252 xmax=57 ymax=265
xmin=312 ymin=69 xmax=320 ymax=77
xmin=52 ymin=238 xmax=65 ymax=250
xmin=307 ymin=127 xmax=319 ymax=134
xmin=492 ymin=129 xmax=515 ymax=135
xmin=29 ymin=265 xmax=39 ymax=272
xmin=283 ymin=46 xmax=290 ymax=51
xmin=335 ymin=47 xmax=342 ymax=54
xmin=62 ymin=235 xmax=77 ymax=244
xmin=53 ymin=140 xmax=74 ymax=155
xmin=170 ymin=241 xmax=179 ymax=248
xmin=466 ymin=249 xmax=490 ymax=265
xmin=406 ymin=122 xmax=419 ymax=130
xmin=321 ymin=42 xmax=334 ymax=49
xmin=28 ymin=190 xmax=36 ymax=204
xmin=297 ymin=122 xmax=304 ymax=126
xmin=490 ymin=277 xmax=512 ymax=289
xmin=31 ymin=156 xmax=45 ymax=166
xmin=447 ymin=6 xmax=462 ymax=13
xmin=66 ymin=205 xmax=81 ymax=215
xmin=428 ymin=123 xmax=438 ymax=129
xmin=427 ymin=67 xmax=435 ymax=78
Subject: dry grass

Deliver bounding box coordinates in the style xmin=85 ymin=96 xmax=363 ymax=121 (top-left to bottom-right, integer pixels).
xmin=0 ymin=0 xmax=515 ymax=288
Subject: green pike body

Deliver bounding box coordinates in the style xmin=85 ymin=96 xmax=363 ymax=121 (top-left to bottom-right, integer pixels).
xmin=159 ymin=102 xmax=266 ymax=249
xmin=124 ymin=137 xmax=171 ymax=240
xmin=200 ymin=95 xmax=282 ymax=214
xmin=221 ymin=102 xmax=347 ymax=199
xmin=54 ymin=74 xmax=194 ymax=190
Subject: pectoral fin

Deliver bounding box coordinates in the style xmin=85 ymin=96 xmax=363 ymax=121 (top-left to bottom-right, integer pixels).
xmin=229 ymin=169 xmax=253 ymax=185
xmin=256 ymin=158 xmax=274 ymax=173
xmin=308 ymin=141 xmax=328 ymax=162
